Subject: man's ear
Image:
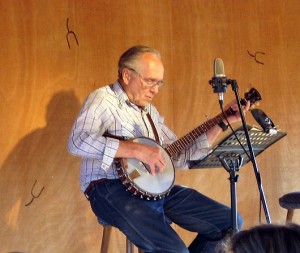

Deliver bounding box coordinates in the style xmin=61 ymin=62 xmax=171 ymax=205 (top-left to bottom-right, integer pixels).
xmin=122 ymin=68 xmax=131 ymax=85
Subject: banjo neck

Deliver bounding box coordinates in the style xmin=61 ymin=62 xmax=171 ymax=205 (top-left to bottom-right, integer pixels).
xmin=164 ymin=87 xmax=262 ymax=157
xmin=165 ymin=108 xmax=235 ymax=157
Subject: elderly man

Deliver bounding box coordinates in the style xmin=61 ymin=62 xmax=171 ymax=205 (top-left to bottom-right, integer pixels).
xmin=68 ymin=45 xmax=249 ymax=253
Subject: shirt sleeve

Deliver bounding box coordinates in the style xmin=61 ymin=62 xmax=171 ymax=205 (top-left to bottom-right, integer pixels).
xmin=67 ymin=91 xmax=119 ymax=171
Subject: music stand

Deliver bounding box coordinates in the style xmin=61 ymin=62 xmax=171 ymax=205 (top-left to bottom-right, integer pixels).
xmin=188 ymin=125 xmax=287 ymax=232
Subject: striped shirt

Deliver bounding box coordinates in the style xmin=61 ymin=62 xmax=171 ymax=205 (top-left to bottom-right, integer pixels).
xmin=68 ymin=81 xmax=211 ymax=192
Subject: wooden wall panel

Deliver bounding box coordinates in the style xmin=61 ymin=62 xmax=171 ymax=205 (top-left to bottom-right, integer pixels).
xmin=1 ymin=0 xmax=299 ymax=252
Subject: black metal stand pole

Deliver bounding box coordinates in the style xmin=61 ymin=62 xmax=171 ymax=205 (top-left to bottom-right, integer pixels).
xmin=219 ymin=156 xmax=243 ymax=233
xmin=228 ymin=79 xmax=272 ymax=224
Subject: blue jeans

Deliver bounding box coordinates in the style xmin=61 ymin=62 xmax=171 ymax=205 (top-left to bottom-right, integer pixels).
xmin=87 ymin=179 xmax=242 ymax=253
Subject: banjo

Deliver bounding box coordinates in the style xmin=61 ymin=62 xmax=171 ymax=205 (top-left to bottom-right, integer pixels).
xmin=116 ymin=88 xmax=261 ymax=200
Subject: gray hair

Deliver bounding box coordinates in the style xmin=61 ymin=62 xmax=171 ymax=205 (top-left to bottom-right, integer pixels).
xmin=118 ymin=45 xmax=161 ymax=78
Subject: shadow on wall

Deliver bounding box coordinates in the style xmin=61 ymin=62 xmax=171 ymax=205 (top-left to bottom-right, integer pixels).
xmin=0 ymin=90 xmax=90 ymax=252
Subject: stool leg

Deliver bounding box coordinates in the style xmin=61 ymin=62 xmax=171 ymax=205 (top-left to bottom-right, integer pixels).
xmin=101 ymin=226 xmax=144 ymax=253
xmin=286 ymin=209 xmax=294 ymax=224
xmin=126 ymin=237 xmax=134 ymax=253
xmin=127 ymin=238 xmax=144 ymax=253
xmin=101 ymin=226 xmax=112 ymax=253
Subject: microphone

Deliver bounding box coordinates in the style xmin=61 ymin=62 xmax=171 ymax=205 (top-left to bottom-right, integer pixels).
xmin=209 ymin=58 xmax=228 ymax=104
xmin=214 ymin=58 xmax=226 ymax=78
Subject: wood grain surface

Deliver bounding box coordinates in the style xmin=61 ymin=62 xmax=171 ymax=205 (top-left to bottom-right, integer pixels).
xmin=1 ymin=1 xmax=299 ymax=252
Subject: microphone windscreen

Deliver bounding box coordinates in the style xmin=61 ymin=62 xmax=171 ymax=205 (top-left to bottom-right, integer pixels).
xmin=214 ymin=58 xmax=226 ymax=77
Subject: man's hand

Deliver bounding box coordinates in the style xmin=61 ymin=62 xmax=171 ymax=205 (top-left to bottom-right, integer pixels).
xmin=135 ymin=144 xmax=166 ymax=175
xmin=225 ymin=99 xmax=251 ymax=124
xmin=116 ymin=141 xmax=166 ymax=175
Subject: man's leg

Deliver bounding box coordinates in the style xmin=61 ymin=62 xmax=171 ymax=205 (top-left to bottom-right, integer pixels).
xmin=87 ymin=179 xmax=189 ymax=253
xmin=164 ymin=185 xmax=243 ymax=253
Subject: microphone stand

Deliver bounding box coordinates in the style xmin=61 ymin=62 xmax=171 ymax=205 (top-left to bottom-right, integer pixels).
xmin=226 ymin=79 xmax=272 ymax=224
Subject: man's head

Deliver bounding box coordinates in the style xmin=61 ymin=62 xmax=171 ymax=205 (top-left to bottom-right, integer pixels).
xmin=118 ymin=45 xmax=164 ymax=107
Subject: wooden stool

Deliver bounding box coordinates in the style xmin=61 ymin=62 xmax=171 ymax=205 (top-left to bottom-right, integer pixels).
xmin=279 ymin=191 xmax=300 ymax=224
xmin=100 ymin=226 xmax=143 ymax=253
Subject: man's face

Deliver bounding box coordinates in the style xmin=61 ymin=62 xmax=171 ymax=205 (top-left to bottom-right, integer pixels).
xmin=123 ymin=53 xmax=164 ymax=108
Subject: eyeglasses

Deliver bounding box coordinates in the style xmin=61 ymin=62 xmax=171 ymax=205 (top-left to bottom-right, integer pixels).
xmin=127 ymin=67 xmax=165 ymax=88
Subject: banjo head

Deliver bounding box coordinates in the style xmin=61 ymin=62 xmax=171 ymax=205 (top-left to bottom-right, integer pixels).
xmin=117 ymin=137 xmax=175 ymax=200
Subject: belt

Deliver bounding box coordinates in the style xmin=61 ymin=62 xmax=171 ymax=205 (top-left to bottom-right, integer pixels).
xmin=84 ymin=178 xmax=107 ymax=199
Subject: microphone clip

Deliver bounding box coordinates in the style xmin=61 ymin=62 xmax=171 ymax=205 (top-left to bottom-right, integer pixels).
xmin=209 ymin=76 xmax=228 ymax=94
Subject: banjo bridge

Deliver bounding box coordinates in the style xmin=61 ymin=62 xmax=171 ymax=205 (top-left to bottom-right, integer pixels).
xmin=127 ymin=169 xmax=142 ymax=180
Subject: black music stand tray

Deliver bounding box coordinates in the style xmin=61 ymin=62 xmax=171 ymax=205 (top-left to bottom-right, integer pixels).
xmin=189 ymin=125 xmax=286 ymax=169
xmin=188 ymin=124 xmax=287 ymax=232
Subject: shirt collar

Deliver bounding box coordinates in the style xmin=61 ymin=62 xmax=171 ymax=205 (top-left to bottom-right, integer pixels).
xmin=112 ymin=81 xmax=150 ymax=113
